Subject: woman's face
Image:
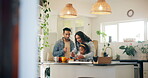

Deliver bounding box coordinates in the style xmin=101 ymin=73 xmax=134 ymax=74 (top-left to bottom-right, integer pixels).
xmin=79 ymin=47 xmax=85 ymax=55
xmin=75 ymin=35 xmax=83 ymax=43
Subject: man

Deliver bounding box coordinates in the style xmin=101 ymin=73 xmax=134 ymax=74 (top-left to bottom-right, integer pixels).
xmin=53 ymin=28 xmax=74 ymax=58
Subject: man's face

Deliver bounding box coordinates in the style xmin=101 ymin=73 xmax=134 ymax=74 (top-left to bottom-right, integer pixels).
xmin=63 ymin=31 xmax=71 ymax=40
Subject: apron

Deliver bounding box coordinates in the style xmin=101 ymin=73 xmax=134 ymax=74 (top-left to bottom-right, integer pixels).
xmin=64 ymin=41 xmax=70 ymax=58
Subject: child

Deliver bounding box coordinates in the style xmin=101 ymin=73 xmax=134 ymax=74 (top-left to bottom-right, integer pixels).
xmin=75 ymin=43 xmax=90 ymax=59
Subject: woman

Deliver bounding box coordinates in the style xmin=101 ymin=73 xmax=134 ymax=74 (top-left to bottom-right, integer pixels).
xmin=71 ymin=31 xmax=95 ymax=59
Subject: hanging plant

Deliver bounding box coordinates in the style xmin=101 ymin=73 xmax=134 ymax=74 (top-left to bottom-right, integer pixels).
xmin=38 ymin=0 xmax=51 ymax=51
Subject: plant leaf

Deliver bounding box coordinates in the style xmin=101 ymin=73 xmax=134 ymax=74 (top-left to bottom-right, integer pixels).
xmin=119 ymin=46 xmax=126 ymax=49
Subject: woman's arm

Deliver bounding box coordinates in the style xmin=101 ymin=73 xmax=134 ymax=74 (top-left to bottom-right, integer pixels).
xmin=84 ymin=41 xmax=95 ymax=59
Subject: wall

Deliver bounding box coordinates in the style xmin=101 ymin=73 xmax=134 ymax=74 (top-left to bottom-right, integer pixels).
xmin=83 ymin=17 xmax=92 ymax=38
xmin=48 ymin=15 xmax=58 ymax=32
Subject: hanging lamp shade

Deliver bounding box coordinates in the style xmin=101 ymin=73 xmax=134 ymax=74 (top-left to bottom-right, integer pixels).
xmin=91 ymin=0 xmax=112 ymax=14
xmin=60 ymin=3 xmax=77 ymax=18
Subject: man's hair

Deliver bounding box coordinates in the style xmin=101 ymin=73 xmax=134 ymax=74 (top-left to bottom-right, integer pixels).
xmin=63 ymin=27 xmax=71 ymax=33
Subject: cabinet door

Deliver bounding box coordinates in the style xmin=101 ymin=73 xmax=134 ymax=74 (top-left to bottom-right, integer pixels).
xmin=144 ymin=63 xmax=148 ymax=71
xmin=144 ymin=71 xmax=148 ymax=78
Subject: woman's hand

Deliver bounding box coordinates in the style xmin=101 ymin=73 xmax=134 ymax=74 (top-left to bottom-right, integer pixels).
xmin=77 ymin=55 xmax=84 ymax=59
xmin=71 ymin=52 xmax=75 ymax=57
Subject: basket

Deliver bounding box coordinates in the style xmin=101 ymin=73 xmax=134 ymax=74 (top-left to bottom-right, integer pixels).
xmin=98 ymin=57 xmax=112 ymax=64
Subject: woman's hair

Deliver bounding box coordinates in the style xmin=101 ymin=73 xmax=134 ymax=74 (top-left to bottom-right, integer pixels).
xmin=79 ymin=43 xmax=90 ymax=54
xmin=75 ymin=31 xmax=92 ymax=50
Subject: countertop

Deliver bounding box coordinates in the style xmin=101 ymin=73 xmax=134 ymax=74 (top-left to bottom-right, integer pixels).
xmin=112 ymin=59 xmax=148 ymax=62
xmin=39 ymin=61 xmax=137 ymax=66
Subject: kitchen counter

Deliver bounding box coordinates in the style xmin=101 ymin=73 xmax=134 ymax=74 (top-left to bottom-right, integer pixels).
xmin=39 ymin=61 xmax=137 ymax=66
xmin=40 ymin=61 xmax=136 ymax=78
xmin=112 ymin=59 xmax=148 ymax=62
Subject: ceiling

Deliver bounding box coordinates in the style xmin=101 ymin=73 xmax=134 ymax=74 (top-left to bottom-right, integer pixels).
xmin=49 ymin=0 xmax=147 ymax=18
xmin=49 ymin=0 xmax=104 ymax=17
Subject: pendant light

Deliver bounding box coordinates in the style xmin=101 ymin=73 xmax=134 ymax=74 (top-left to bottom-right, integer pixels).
xmin=60 ymin=3 xmax=77 ymax=18
xmin=91 ymin=0 xmax=112 ymax=14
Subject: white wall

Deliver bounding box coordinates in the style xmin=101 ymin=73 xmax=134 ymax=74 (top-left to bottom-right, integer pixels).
xmin=83 ymin=17 xmax=92 ymax=38
xmin=48 ymin=15 xmax=58 ymax=32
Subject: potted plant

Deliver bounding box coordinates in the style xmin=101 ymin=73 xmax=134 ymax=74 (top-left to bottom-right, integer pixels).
xmin=137 ymin=41 xmax=148 ymax=53
xmin=96 ymin=31 xmax=107 ymax=55
xmin=119 ymin=44 xmax=137 ymax=56
xmin=96 ymin=31 xmax=113 ymax=58
xmin=96 ymin=30 xmax=107 ymax=43
xmin=115 ymin=54 xmax=120 ymax=60
xmin=136 ymin=41 xmax=148 ymax=60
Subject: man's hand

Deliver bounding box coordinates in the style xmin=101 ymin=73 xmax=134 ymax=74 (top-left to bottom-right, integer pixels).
xmin=63 ymin=47 xmax=67 ymax=53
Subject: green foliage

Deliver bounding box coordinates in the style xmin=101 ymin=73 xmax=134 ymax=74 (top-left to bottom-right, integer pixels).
xmin=96 ymin=31 xmax=107 ymax=38
xmin=96 ymin=30 xmax=107 ymax=42
xmin=119 ymin=45 xmax=137 ymax=56
xmin=38 ymin=0 xmax=50 ymax=51
xmin=96 ymin=30 xmax=108 ymax=53
xmin=137 ymin=41 xmax=148 ymax=53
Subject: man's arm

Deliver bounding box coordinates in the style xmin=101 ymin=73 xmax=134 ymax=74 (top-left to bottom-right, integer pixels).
xmin=70 ymin=41 xmax=75 ymax=52
xmin=52 ymin=42 xmax=65 ymax=57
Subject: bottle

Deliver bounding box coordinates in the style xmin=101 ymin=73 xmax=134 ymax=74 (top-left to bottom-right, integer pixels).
xmin=109 ymin=36 xmax=112 ymax=43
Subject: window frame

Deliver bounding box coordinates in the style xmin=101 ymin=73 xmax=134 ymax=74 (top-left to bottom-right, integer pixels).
xmin=100 ymin=19 xmax=148 ymax=43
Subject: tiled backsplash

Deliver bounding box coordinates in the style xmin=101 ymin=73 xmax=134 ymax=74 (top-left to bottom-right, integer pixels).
xmin=98 ymin=41 xmax=148 ymax=60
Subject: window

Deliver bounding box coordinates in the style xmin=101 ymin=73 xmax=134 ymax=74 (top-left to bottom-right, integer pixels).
xmin=104 ymin=25 xmax=117 ymax=42
xmin=119 ymin=21 xmax=144 ymax=42
xmin=101 ymin=20 xmax=146 ymax=42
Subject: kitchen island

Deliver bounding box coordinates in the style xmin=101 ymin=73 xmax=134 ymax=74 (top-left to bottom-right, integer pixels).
xmin=40 ymin=62 xmax=136 ymax=78
xmin=112 ymin=59 xmax=148 ymax=78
